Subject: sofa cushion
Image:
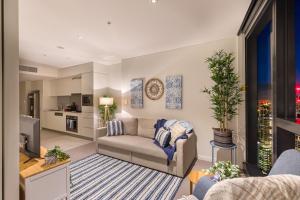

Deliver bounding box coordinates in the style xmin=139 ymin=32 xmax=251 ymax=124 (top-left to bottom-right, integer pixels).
xmin=169 ymin=122 xmax=187 ymax=146
xmin=269 ymin=149 xmax=300 ymax=176
xmin=154 ymin=128 xmax=171 ymax=148
xmin=107 ymin=120 xmax=124 ymax=136
xmin=97 ymin=135 xmax=169 ymax=160
xmin=138 ymin=118 xmax=156 ymax=139
xmin=116 ymin=117 xmax=138 ymax=136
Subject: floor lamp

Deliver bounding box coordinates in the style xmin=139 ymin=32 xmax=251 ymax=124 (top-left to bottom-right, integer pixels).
xmin=99 ymin=97 xmax=114 ymax=126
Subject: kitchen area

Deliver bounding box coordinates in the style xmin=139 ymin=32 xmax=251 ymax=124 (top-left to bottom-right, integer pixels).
xmin=42 ymin=71 xmax=100 ymax=140
xmin=43 ymin=93 xmax=94 ymax=139
xmin=19 ymin=62 xmax=122 ymax=150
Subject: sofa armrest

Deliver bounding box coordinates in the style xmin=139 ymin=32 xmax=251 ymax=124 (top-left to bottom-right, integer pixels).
xmin=176 ymin=132 xmax=197 ymax=177
xmin=96 ymin=127 xmax=107 ymax=139
xmin=193 ymin=176 xmax=216 ymax=200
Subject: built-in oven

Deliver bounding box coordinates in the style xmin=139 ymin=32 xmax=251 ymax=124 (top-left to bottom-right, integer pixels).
xmin=66 ymin=115 xmax=78 ymax=133
xmin=82 ymin=94 xmax=93 ymax=106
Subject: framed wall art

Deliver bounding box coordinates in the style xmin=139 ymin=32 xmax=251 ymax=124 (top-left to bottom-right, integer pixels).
xmin=166 ymin=75 xmax=182 ymax=109
xmin=130 ymin=78 xmax=144 ymax=108
xmin=145 ymin=78 xmax=164 ymax=100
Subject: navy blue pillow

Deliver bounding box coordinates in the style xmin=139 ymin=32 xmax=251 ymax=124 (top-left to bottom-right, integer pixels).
xmin=154 ymin=119 xmax=167 ymax=138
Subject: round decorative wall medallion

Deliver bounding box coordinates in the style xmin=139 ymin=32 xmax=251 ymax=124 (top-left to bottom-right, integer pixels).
xmin=145 ymin=78 xmax=164 ymax=100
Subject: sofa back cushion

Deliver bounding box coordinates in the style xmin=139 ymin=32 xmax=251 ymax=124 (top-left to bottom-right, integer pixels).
xmin=138 ymin=118 xmax=156 ymax=139
xmin=116 ymin=117 xmax=138 ymax=136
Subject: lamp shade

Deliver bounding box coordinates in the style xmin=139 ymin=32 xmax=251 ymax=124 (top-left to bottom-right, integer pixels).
xmin=99 ymin=97 xmax=114 ymax=106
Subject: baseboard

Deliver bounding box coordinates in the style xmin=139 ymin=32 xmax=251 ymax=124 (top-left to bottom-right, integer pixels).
xmin=197 ymin=154 xmax=211 ymax=162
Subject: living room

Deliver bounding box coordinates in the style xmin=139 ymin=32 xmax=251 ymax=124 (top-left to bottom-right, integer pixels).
xmin=1 ymin=0 xmax=300 ymax=200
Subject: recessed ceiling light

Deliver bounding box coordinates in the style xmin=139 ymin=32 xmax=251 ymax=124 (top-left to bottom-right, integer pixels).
xmin=107 ymin=21 xmax=112 ymax=25
xmin=57 ymin=46 xmax=65 ymax=50
xmin=77 ymin=35 xmax=83 ymax=40
xmin=151 ymin=0 xmax=158 ymax=3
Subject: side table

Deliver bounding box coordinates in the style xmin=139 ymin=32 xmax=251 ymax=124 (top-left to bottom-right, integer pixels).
xmin=188 ymin=170 xmax=212 ymax=194
xmin=210 ymin=140 xmax=237 ymax=166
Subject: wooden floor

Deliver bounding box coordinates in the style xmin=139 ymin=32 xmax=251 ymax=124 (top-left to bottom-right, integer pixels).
xmin=66 ymin=142 xmax=211 ymax=199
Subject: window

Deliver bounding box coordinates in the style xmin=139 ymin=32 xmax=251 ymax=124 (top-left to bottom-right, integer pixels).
xmin=295 ymin=0 xmax=300 ymax=124
xmin=257 ymin=22 xmax=273 ymax=174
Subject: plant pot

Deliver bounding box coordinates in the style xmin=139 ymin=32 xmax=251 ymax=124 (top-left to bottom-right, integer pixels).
xmin=45 ymin=155 xmax=57 ymax=165
xmin=213 ymin=128 xmax=233 ymax=146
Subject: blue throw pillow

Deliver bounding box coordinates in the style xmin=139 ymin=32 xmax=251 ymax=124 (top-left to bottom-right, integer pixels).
xmin=155 ymin=128 xmax=171 ymax=148
xmin=107 ymin=120 xmax=124 ymax=136
xmin=154 ymin=119 xmax=167 ymax=138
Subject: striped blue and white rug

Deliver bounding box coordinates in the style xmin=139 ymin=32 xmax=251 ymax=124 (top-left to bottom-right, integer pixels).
xmin=70 ymin=154 xmax=182 ymax=200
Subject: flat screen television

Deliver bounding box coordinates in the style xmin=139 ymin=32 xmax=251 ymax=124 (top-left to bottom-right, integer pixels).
xmin=20 ymin=115 xmax=40 ymax=158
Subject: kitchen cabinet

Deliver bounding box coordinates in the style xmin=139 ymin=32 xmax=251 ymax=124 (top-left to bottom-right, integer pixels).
xmin=81 ymin=72 xmax=93 ymax=94
xmin=48 ymin=80 xmax=57 ymax=97
xmin=78 ymin=113 xmax=94 ymax=138
xmin=43 ymin=111 xmax=65 ymax=132
xmin=49 ymin=77 xmax=81 ymax=96
xmin=70 ymin=78 xmax=81 ymax=94
xmin=43 ymin=111 xmax=94 ymax=139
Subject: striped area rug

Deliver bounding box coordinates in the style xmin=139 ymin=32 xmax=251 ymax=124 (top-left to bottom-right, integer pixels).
xmin=70 ymin=154 xmax=182 ymax=200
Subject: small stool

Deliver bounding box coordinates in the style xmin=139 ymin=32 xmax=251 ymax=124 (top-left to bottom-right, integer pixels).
xmin=210 ymin=140 xmax=237 ymax=166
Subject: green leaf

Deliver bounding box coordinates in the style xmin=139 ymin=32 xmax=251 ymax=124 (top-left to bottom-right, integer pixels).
xmin=202 ymin=50 xmax=244 ymax=130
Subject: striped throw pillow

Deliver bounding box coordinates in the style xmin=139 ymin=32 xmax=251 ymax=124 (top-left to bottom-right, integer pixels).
xmin=107 ymin=120 xmax=124 ymax=136
xmin=155 ymin=128 xmax=171 ymax=148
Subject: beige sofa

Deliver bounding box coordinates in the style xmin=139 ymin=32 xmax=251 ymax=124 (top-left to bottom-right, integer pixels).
xmin=96 ymin=118 xmax=197 ymax=177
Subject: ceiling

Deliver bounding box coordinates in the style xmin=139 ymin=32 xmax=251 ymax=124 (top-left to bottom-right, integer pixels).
xmin=19 ymin=0 xmax=251 ymax=68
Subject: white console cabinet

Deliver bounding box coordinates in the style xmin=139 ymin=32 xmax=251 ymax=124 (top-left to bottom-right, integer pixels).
xmin=20 ymin=147 xmax=70 ymax=200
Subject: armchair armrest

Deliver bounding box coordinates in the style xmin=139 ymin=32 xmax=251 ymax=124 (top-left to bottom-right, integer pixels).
xmin=176 ymin=132 xmax=197 ymax=177
xmin=193 ymin=176 xmax=216 ymax=200
xmin=95 ymin=127 xmax=107 ymax=139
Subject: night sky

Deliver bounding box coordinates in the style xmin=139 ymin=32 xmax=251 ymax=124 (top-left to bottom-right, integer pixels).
xmin=257 ymin=22 xmax=271 ymax=86
xmin=257 ymin=0 xmax=300 ymax=86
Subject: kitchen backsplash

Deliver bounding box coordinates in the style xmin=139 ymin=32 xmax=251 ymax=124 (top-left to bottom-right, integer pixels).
xmin=57 ymin=94 xmax=82 ymax=111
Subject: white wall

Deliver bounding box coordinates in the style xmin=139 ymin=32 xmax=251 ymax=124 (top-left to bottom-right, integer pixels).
xmin=107 ymin=63 xmax=123 ymax=113
xmin=19 ymin=81 xmax=32 ymax=115
xmin=121 ymin=38 xmax=239 ymax=162
xmin=20 ymin=58 xmax=59 ymax=78
xmin=3 ymin=0 xmax=19 ymax=198
xmin=107 ymin=63 xmax=122 ymax=91
xmin=58 ymin=62 xmax=93 ymax=78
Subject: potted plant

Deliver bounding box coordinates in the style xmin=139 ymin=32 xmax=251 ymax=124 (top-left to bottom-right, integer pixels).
xmin=203 ymin=50 xmax=244 ymax=146
xmin=205 ymin=161 xmax=241 ymax=181
xmin=45 ymin=146 xmax=70 ymax=165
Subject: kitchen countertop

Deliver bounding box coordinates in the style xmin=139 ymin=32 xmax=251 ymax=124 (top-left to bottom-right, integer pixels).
xmin=46 ymin=110 xmax=81 ymax=113
xmin=44 ymin=110 xmax=94 ymax=117
xmin=45 ymin=110 xmax=85 ymax=115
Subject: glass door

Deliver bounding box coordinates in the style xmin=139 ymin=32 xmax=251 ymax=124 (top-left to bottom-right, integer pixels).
xmin=257 ymin=22 xmax=273 ymax=174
